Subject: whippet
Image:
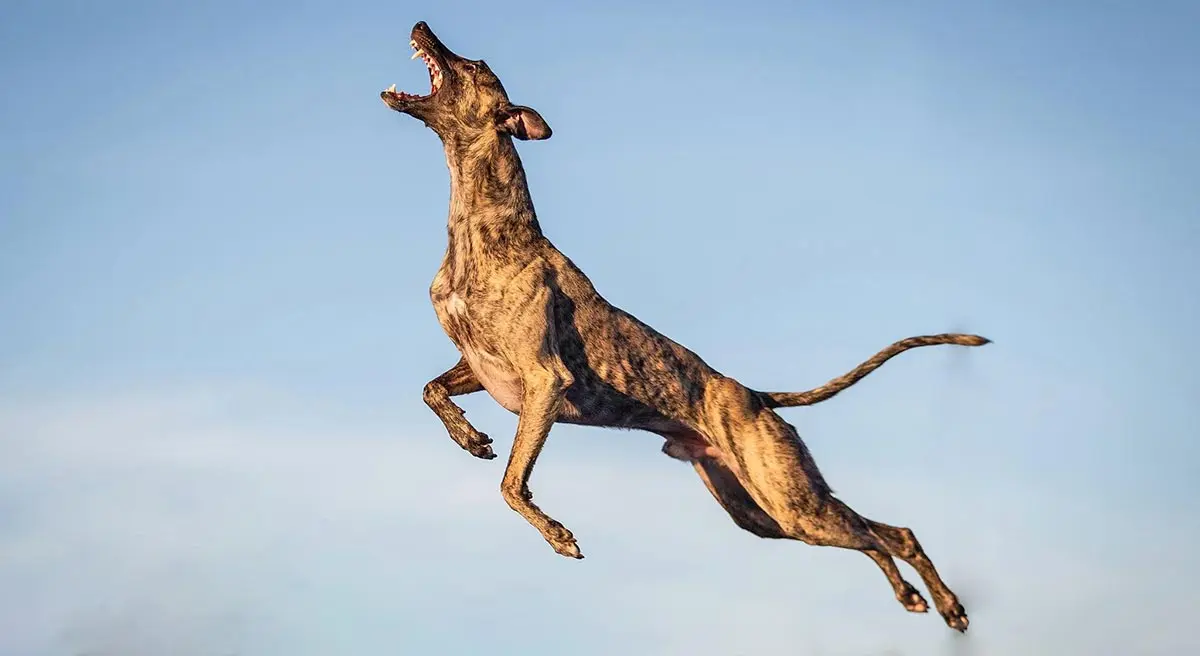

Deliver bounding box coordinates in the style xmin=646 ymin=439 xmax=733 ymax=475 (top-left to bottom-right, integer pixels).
xmin=382 ymin=21 xmax=987 ymax=632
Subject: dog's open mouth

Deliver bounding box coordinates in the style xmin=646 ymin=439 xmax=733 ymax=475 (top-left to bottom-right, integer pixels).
xmin=384 ymin=39 xmax=444 ymax=101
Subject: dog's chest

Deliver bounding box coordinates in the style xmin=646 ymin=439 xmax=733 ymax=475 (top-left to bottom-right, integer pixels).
xmin=432 ymin=290 xmax=524 ymax=413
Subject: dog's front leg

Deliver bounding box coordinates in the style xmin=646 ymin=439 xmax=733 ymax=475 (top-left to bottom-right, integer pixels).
xmin=501 ymin=364 xmax=579 ymax=558
xmin=422 ymin=357 xmax=495 ymax=460
xmin=495 ymin=260 xmax=581 ymax=559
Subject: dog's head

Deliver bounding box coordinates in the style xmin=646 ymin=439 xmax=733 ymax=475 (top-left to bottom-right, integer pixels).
xmin=381 ymin=22 xmax=551 ymax=144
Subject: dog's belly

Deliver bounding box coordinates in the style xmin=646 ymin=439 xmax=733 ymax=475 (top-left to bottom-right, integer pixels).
xmin=463 ymin=346 xmax=525 ymax=413
xmin=434 ymin=291 xmax=526 ymax=413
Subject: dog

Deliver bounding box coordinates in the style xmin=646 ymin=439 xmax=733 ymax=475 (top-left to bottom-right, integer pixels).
xmin=382 ymin=21 xmax=987 ymax=632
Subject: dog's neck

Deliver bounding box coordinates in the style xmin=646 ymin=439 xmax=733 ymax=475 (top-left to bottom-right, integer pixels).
xmin=439 ymin=132 xmax=543 ymax=285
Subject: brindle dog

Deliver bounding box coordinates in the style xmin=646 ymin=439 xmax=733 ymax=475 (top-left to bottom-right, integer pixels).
xmin=382 ymin=21 xmax=988 ymax=632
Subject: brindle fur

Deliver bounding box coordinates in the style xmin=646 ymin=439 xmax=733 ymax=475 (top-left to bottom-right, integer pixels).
xmin=383 ymin=22 xmax=988 ymax=632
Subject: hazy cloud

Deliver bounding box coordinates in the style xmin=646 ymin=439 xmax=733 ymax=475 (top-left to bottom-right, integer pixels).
xmin=1 ymin=386 xmax=1195 ymax=655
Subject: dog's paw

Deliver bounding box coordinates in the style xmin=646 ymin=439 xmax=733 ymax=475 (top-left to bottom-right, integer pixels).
xmin=939 ymin=601 xmax=969 ymax=632
xmin=545 ymin=521 xmax=583 ymax=559
xmin=467 ymin=440 xmax=496 ymax=460
xmin=897 ymin=585 xmax=929 ymax=613
xmin=458 ymin=431 xmax=495 ymax=460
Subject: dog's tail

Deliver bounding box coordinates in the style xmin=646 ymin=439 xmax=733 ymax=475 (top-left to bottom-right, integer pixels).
xmin=759 ymin=333 xmax=991 ymax=408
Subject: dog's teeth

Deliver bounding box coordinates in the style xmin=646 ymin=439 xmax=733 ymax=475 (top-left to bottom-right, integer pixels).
xmin=386 ymin=83 xmax=396 ymax=93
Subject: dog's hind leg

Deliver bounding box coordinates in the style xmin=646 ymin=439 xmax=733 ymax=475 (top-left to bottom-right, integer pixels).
xmin=693 ymin=457 xmax=929 ymax=614
xmin=864 ymin=518 xmax=968 ymax=630
xmin=423 ymin=357 xmax=495 ymax=459
xmin=693 ymin=458 xmax=787 ymax=539
xmin=697 ymin=375 xmax=839 ymax=537
xmin=697 ymin=376 xmax=965 ymax=628
xmin=862 ymin=548 xmax=931 ymax=613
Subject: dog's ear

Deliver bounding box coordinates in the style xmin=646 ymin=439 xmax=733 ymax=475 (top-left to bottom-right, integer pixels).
xmin=495 ymin=104 xmax=552 ymax=141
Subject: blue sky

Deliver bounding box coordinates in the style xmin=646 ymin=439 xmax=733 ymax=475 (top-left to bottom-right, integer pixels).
xmin=2 ymin=1 xmax=1198 ymax=654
